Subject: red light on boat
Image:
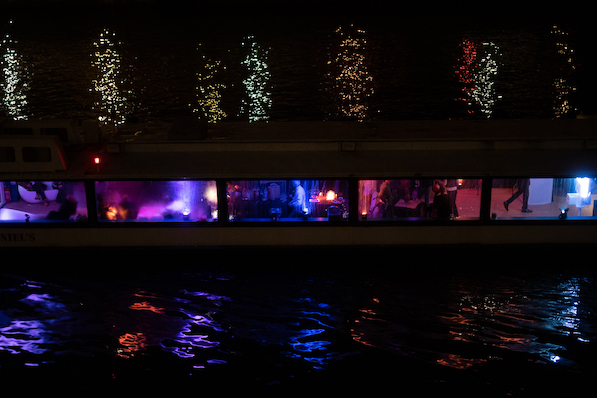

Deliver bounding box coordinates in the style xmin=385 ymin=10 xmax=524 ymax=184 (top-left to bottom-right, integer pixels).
xmin=94 ymin=157 xmax=101 ymax=165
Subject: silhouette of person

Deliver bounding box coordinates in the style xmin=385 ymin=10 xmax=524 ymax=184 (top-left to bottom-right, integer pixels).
xmin=446 ymin=179 xmax=459 ymax=218
xmin=377 ymin=179 xmax=394 ymax=218
xmin=432 ymin=181 xmax=451 ymax=220
xmin=46 ymin=195 xmax=77 ymax=220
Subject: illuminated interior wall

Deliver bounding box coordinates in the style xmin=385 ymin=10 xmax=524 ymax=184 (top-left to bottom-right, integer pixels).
xmin=491 ymin=178 xmax=597 ymax=219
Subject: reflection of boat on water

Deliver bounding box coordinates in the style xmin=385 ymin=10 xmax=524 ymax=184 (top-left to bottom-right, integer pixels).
xmin=1 ymin=118 xmax=597 ymax=247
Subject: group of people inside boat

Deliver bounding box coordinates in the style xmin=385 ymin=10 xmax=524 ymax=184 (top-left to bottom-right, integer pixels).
xmin=361 ymin=179 xmax=462 ymax=220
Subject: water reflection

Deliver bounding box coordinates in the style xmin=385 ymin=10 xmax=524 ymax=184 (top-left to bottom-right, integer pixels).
xmin=325 ymin=25 xmax=374 ymax=121
xmin=0 ymin=319 xmax=48 ymax=355
xmin=455 ymin=39 xmax=501 ymax=118
xmin=548 ymin=277 xmax=591 ymax=343
xmin=2 ymin=253 xmax=595 ymax=392
xmin=91 ymin=29 xmax=132 ymax=127
xmin=454 ymin=38 xmax=477 ymax=116
xmin=193 ymin=45 xmax=227 ymax=123
xmin=0 ymin=285 xmax=67 ymax=358
xmin=1 ymin=22 xmax=30 ymax=120
xmin=240 ymin=36 xmax=272 ymax=123
xmin=552 ymin=25 xmax=577 ymax=118
xmin=350 ymin=270 xmax=595 ymax=370
xmin=112 ymin=287 xmax=227 ymax=365
xmin=225 ymin=292 xmax=339 ymax=369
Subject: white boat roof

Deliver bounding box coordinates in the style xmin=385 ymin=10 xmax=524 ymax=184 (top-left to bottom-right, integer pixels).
xmin=3 ymin=119 xmax=597 ymax=179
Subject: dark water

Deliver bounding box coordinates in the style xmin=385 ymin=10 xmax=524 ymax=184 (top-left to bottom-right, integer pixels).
xmin=1 ymin=246 xmax=596 ymax=396
xmin=2 ymin=2 xmax=597 ymax=125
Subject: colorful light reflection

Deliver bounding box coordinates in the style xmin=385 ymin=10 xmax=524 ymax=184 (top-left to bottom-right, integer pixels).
xmin=455 ymin=39 xmax=501 ymax=118
xmin=113 ymin=288 xmax=228 ymax=365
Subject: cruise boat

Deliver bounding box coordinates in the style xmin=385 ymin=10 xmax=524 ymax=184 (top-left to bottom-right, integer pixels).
xmin=1 ymin=118 xmax=597 ymax=247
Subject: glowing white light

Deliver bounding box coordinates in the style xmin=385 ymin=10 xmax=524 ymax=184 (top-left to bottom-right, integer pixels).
xmin=550 ymin=355 xmax=561 ymax=363
xmin=167 ymin=200 xmax=186 ymax=213
xmin=205 ymin=186 xmax=217 ymax=204
xmin=576 ymin=177 xmax=590 ymax=199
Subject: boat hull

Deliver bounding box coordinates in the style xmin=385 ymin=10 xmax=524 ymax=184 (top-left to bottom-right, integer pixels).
xmin=1 ymin=222 xmax=595 ymax=247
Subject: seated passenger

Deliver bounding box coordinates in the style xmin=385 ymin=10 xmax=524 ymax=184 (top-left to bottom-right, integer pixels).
xmin=46 ymin=195 xmax=78 ymax=220
xmin=19 ymin=181 xmax=50 ymax=206
xmin=118 ymin=195 xmax=138 ymax=220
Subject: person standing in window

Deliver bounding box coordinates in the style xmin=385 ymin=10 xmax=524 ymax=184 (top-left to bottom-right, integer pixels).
xmin=446 ymin=179 xmax=459 ymax=219
xmin=504 ymin=179 xmax=532 ymax=213
xmin=289 ymin=180 xmax=307 ymax=217
xmin=377 ymin=180 xmax=394 ymax=218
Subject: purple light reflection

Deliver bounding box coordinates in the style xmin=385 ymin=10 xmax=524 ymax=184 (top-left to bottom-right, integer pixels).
xmin=0 ymin=292 xmax=67 ymax=356
xmin=0 ymin=320 xmax=49 ymax=355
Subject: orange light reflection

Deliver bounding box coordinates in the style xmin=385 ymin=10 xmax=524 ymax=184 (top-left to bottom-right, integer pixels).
xmin=117 ymin=332 xmax=146 ymax=358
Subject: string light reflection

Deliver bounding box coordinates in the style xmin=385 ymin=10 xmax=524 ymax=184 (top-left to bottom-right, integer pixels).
xmin=240 ymin=36 xmax=272 ymax=123
xmin=552 ymin=25 xmax=577 ymax=118
xmin=326 ymin=26 xmax=374 ymax=121
xmin=193 ymin=45 xmax=227 ymax=124
xmin=91 ymin=29 xmax=131 ymax=127
xmin=455 ymin=40 xmax=501 ymax=118
xmin=1 ymin=28 xmax=30 ymax=120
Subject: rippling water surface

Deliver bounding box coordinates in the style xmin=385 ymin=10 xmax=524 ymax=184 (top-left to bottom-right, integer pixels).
xmin=1 ymin=246 xmax=595 ymax=396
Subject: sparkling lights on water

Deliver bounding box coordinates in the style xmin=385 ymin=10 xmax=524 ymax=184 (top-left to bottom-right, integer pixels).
xmin=326 ymin=26 xmax=374 ymax=121
xmin=240 ymin=36 xmax=272 ymax=123
xmin=91 ymin=29 xmax=131 ymax=127
xmin=3 ymin=20 xmax=592 ymax=124
xmin=193 ymin=45 xmax=227 ymax=124
xmin=552 ymin=25 xmax=577 ymax=118
xmin=455 ymin=39 xmax=501 ymax=118
xmin=1 ymin=26 xmax=30 ymax=120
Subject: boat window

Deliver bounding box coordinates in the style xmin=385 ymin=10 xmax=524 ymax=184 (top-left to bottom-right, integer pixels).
xmin=358 ymin=179 xmax=482 ymax=220
xmin=2 ymin=127 xmax=34 ymax=135
xmin=0 ymin=181 xmax=88 ymax=223
xmin=22 ymin=147 xmax=52 ymax=162
xmin=40 ymin=127 xmax=69 ymax=142
xmin=0 ymin=147 xmax=16 ymax=162
xmin=95 ymin=180 xmax=218 ymax=222
xmin=226 ymin=179 xmax=349 ymax=221
xmin=491 ymin=178 xmax=597 ymax=219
